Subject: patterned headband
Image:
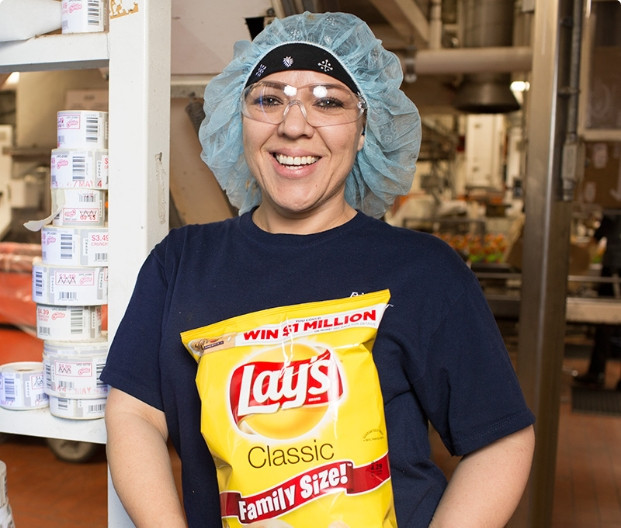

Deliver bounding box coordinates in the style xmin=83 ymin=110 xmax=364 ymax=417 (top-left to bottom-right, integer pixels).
xmin=246 ymin=43 xmax=360 ymax=94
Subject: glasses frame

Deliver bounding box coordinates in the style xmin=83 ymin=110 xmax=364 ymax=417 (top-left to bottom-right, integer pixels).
xmin=241 ymin=81 xmax=367 ymax=128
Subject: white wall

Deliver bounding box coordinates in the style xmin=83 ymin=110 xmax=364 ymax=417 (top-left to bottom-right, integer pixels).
xmin=171 ymin=0 xmax=273 ymax=75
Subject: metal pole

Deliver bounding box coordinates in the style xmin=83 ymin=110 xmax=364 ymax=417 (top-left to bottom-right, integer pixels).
xmin=509 ymin=0 xmax=583 ymax=525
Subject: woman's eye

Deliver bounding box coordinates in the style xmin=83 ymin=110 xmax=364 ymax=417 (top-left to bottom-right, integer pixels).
xmin=257 ymin=95 xmax=282 ymax=108
xmin=315 ymin=97 xmax=345 ymax=110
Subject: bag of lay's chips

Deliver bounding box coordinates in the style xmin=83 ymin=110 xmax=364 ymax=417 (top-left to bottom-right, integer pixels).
xmin=181 ymin=290 xmax=396 ymax=528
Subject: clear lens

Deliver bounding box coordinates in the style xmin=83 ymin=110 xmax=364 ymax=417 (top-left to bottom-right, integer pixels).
xmin=241 ymin=81 xmax=367 ymax=127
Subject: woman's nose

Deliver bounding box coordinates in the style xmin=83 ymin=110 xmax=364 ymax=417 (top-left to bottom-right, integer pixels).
xmin=279 ymin=101 xmax=314 ymax=136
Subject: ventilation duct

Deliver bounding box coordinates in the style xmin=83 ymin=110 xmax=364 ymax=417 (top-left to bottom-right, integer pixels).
xmin=453 ymin=0 xmax=520 ymax=113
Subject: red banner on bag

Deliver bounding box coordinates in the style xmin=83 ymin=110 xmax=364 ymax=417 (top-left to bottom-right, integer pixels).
xmin=220 ymin=453 xmax=391 ymax=524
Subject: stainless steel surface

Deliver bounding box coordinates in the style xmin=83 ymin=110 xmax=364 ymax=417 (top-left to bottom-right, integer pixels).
xmin=453 ymin=0 xmax=520 ymax=113
xmin=485 ymin=293 xmax=621 ymax=324
xmin=478 ymin=268 xmax=621 ymax=323
xmin=511 ymin=0 xmax=586 ymax=525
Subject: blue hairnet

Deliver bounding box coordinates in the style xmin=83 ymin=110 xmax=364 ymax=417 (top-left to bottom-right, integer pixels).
xmin=199 ymin=11 xmax=421 ymax=218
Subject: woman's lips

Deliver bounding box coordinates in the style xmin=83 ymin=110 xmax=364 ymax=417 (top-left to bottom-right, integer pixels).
xmin=274 ymin=153 xmax=319 ymax=167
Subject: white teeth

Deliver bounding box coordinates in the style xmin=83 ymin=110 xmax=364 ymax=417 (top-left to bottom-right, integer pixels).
xmin=275 ymin=154 xmax=318 ymax=166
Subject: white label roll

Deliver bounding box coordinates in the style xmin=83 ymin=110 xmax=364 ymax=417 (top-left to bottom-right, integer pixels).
xmin=57 ymin=110 xmax=108 ymax=149
xmin=43 ymin=339 xmax=109 ymax=399
xmin=32 ymin=259 xmax=108 ymax=306
xmin=51 ymin=149 xmax=109 ymax=189
xmin=41 ymin=225 xmax=109 ymax=266
xmin=0 ymin=362 xmax=49 ymax=410
xmin=36 ymin=304 xmax=102 ymax=341
xmin=51 ymin=188 xmax=106 ymax=227
xmin=49 ymin=395 xmax=107 ymax=420
xmin=62 ymin=0 xmax=105 ymax=34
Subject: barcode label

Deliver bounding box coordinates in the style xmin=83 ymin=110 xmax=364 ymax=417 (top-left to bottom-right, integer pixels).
xmin=79 ymin=193 xmax=96 ymax=203
xmin=85 ymin=116 xmax=99 ymax=143
xmin=71 ymin=155 xmax=86 ymax=180
xmin=58 ymin=291 xmax=78 ymax=302
xmin=87 ymin=0 xmax=101 ymax=25
xmin=45 ymin=363 xmax=53 ymax=389
xmin=89 ymin=402 xmax=106 ymax=413
xmin=93 ymin=252 xmax=107 ymax=263
xmin=3 ymin=377 xmax=15 ymax=400
xmin=34 ymin=270 xmax=44 ymax=297
xmin=60 ymin=233 xmax=74 ymax=259
xmin=57 ymin=398 xmax=69 ymax=410
xmin=70 ymin=307 xmax=84 ymax=334
xmin=38 ymin=326 xmax=51 ymax=337
xmin=96 ymin=362 xmax=106 ymax=388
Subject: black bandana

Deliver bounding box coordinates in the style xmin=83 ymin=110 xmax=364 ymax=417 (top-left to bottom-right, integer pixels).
xmin=246 ymin=43 xmax=360 ymax=94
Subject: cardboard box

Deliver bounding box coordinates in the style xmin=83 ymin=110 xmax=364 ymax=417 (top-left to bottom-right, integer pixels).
xmin=64 ymin=90 xmax=108 ymax=111
xmin=577 ymin=142 xmax=621 ymax=209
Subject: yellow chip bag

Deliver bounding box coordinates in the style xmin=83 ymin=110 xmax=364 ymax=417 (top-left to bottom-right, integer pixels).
xmin=181 ymin=290 xmax=396 ymax=528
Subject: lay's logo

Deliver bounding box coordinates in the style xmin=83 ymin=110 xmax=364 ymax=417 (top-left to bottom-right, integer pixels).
xmin=229 ymin=347 xmax=344 ymax=439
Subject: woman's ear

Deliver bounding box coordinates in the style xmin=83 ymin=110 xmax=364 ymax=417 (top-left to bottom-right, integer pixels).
xmin=357 ymin=128 xmax=365 ymax=152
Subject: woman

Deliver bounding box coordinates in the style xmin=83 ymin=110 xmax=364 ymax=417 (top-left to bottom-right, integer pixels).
xmin=102 ymin=12 xmax=535 ymax=527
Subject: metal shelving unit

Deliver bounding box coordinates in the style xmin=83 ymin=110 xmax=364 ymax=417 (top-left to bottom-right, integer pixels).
xmin=0 ymin=406 xmax=106 ymax=442
xmin=0 ymin=4 xmax=171 ymax=526
xmin=0 ymin=32 xmax=109 ymax=72
xmin=0 ymin=33 xmax=109 ymax=444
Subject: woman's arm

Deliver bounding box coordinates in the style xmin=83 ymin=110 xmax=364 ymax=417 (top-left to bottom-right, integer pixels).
xmin=430 ymin=425 xmax=535 ymax=528
xmin=105 ymin=388 xmax=187 ymax=527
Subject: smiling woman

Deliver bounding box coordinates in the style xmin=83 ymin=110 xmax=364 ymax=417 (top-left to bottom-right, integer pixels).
xmin=101 ymin=11 xmax=535 ymax=528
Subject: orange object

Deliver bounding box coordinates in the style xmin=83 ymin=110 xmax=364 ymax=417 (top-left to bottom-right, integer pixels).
xmin=0 ymin=242 xmax=41 ymax=328
xmin=0 ymin=326 xmax=43 ymax=363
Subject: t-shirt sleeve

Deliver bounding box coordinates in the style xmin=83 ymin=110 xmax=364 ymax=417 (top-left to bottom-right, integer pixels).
xmin=413 ymin=276 xmax=534 ymax=456
xmin=100 ymin=240 xmax=169 ymax=411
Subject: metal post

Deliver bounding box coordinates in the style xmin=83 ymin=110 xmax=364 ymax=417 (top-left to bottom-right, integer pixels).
xmin=509 ymin=0 xmax=584 ymax=525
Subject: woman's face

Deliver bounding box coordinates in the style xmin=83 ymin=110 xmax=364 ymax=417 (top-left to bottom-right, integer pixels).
xmin=242 ymin=70 xmax=365 ymax=229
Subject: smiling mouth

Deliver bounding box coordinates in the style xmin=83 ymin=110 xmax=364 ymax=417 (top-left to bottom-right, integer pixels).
xmin=274 ymin=153 xmax=319 ymax=167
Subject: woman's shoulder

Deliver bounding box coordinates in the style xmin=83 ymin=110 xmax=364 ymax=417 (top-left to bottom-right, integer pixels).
xmin=163 ymin=216 xmax=240 ymax=244
xmin=146 ymin=217 xmax=242 ymax=267
xmin=359 ymin=216 xmax=476 ymax=290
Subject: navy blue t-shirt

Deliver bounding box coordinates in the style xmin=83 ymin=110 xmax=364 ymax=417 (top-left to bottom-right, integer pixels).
xmin=101 ymin=211 xmax=534 ymax=527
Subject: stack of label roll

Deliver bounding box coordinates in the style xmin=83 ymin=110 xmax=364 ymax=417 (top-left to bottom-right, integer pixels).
xmin=31 ymin=109 xmax=110 ymax=420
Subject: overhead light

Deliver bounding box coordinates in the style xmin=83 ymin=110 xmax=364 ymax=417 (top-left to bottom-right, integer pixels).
xmin=0 ymin=72 xmax=19 ymax=90
xmin=510 ymin=81 xmax=530 ymax=92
